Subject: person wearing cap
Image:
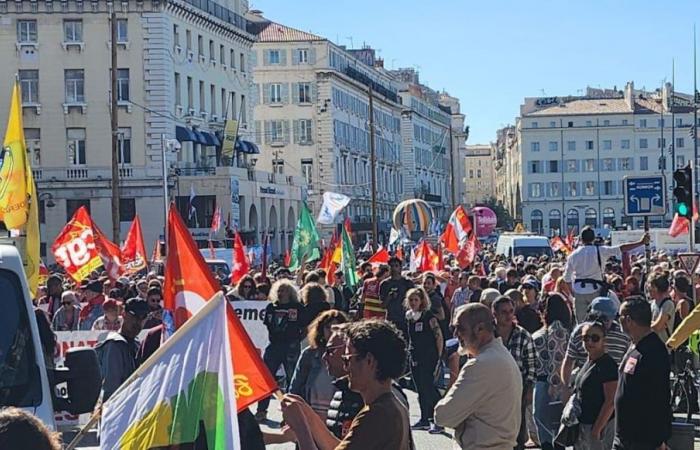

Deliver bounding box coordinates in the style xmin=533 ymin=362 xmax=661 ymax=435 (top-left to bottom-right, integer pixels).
xmin=91 ymin=299 xmax=123 ymax=331
xmin=560 ymin=296 xmax=631 ymax=387
xmin=562 ymin=226 xmax=648 ymax=323
xmin=79 ymin=280 xmax=106 ymax=330
xmin=95 ymin=297 xmax=149 ymax=401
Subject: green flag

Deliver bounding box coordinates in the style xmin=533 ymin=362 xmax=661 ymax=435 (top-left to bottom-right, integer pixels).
xmin=289 ymin=202 xmax=321 ymax=270
xmin=340 ymin=226 xmax=359 ymax=290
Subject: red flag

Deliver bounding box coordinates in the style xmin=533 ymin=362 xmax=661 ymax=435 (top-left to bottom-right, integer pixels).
xmin=565 ymin=228 xmax=575 ymax=249
xmin=441 ymin=206 xmax=473 ymax=254
xmin=210 ymin=205 xmax=222 ymax=234
xmin=414 ymin=241 xmax=440 ymax=272
xmin=52 ymin=207 xmax=106 ymax=282
xmin=121 ymin=215 xmax=147 ymax=274
xmin=261 ymin=232 xmax=269 ymax=283
xmin=230 ymin=231 xmax=250 ymax=285
xmin=92 ymin=222 xmax=124 ymax=280
xmin=284 ymin=249 xmax=291 ymax=267
xmin=164 ymin=204 xmax=276 ymax=411
xmin=367 ymin=246 xmax=390 ymax=264
xmin=344 ymin=217 xmax=352 ymax=235
xmin=436 ymin=242 xmax=445 ymax=271
xmin=669 ymin=213 xmax=690 ymax=237
xmin=456 ymin=233 xmax=480 ymax=269
xmin=208 ymin=239 xmax=216 ymax=259
xmin=150 ymin=239 xmax=162 ymax=264
xmin=396 ymin=246 xmax=404 ymax=260
xmin=550 ymin=236 xmax=572 ymax=254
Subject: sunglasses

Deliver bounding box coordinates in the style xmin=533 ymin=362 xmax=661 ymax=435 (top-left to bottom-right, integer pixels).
xmin=62 ymin=302 xmax=73 ymax=306
xmin=323 ymin=344 xmax=345 ymax=358
xmin=242 ymin=285 xmax=254 ymax=289
xmin=340 ymin=353 xmax=362 ymax=368
xmin=582 ymin=334 xmax=603 ymax=343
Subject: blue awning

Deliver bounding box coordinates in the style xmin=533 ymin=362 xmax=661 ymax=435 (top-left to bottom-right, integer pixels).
xmin=235 ymin=139 xmax=260 ymax=154
xmin=202 ymin=131 xmax=221 ymax=147
xmin=175 ymin=125 xmax=197 ymax=143
xmin=192 ymin=130 xmax=209 ymax=145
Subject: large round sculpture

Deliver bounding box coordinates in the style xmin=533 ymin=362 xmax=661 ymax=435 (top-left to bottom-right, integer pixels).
xmin=392 ymin=199 xmax=434 ymax=234
xmin=472 ymin=206 xmax=497 ymax=237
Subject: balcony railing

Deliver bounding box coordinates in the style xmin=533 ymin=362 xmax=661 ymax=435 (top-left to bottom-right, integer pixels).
xmin=33 ymin=166 xmax=148 ymax=183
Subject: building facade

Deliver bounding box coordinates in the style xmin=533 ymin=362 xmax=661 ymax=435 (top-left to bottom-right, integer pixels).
xmin=463 ymin=144 xmax=494 ymax=206
xmin=516 ymin=82 xmax=697 ymax=236
xmin=0 ymin=0 xmax=303 ymax=261
xmin=492 ymin=125 xmax=520 ymax=221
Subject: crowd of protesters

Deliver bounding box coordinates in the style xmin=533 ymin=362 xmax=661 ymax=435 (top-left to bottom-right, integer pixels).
xmin=6 ymin=224 xmax=700 ymax=449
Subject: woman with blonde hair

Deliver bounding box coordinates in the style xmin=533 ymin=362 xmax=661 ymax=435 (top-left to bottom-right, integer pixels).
xmin=256 ymin=278 xmax=304 ymax=421
xmin=405 ymin=287 xmax=444 ymax=433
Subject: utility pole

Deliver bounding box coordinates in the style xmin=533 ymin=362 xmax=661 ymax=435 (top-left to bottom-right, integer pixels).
xmin=369 ymin=86 xmax=378 ymax=253
xmin=695 ymin=25 xmax=698 ymax=220
xmin=110 ymin=9 xmax=120 ymax=241
xmin=671 ymin=59 xmax=676 ymax=223
xmin=448 ymin=122 xmax=456 ymax=210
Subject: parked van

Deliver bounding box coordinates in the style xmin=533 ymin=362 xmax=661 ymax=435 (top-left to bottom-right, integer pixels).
xmin=0 ymin=243 xmax=100 ymax=430
xmin=495 ymin=233 xmax=553 ymax=259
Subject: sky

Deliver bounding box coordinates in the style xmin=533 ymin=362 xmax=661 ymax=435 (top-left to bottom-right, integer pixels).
xmin=252 ymin=0 xmax=700 ymax=145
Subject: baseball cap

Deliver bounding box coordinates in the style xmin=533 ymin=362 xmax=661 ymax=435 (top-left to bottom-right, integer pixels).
xmin=86 ymin=280 xmax=103 ymax=294
xmin=124 ymin=297 xmax=149 ymax=318
xmin=589 ymin=297 xmax=618 ymax=321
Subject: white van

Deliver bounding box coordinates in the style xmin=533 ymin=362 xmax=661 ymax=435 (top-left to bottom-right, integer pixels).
xmin=0 ymin=243 xmax=100 ymax=430
xmin=495 ymin=233 xmax=553 ymax=259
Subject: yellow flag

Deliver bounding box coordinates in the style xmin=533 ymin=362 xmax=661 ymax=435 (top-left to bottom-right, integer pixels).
xmin=25 ymin=173 xmax=40 ymax=298
xmin=221 ymin=119 xmax=239 ymax=159
xmin=0 ymin=82 xmax=30 ymax=229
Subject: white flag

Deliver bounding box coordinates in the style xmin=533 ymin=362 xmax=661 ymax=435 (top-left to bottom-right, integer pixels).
xmin=100 ymin=293 xmax=240 ymax=449
xmin=389 ymin=228 xmax=401 ymax=246
xmin=317 ymin=191 xmax=351 ymax=224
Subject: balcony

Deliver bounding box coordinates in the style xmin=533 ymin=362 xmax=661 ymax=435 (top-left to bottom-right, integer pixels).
xmin=33 ymin=166 xmax=147 ymax=183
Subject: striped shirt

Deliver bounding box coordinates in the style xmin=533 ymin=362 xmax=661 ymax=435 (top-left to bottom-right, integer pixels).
xmin=565 ymin=321 xmax=630 ymax=366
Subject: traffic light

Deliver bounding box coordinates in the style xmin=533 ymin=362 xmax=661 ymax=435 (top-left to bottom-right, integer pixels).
xmin=673 ymin=164 xmax=693 ymax=220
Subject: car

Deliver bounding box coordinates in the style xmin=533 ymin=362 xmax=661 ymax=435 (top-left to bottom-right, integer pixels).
xmin=495 ymin=232 xmax=553 ymax=259
xmin=0 ymin=243 xmax=100 ymax=430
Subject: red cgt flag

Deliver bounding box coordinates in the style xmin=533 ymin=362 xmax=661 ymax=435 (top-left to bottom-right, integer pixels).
xmin=230 ymin=231 xmax=250 ymax=285
xmin=164 ymin=205 xmax=277 ymax=411
xmin=121 ymin=215 xmax=147 ymax=274
xmin=52 ymin=206 xmax=105 ymax=282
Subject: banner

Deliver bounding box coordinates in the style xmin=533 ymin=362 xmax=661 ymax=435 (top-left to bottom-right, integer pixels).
xmin=222 ymin=119 xmax=239 ymax=160
xmin=52 ymin=206 xmax=103 ymax=282
xmin=317 ymin=191 xmax=351 ymax=225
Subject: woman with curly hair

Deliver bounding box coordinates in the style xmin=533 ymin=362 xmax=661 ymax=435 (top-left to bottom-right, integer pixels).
xmin=290 ymin=309 xmax=350 ymax=420
xmin=234 ymin=275 xmax=258 ymax=300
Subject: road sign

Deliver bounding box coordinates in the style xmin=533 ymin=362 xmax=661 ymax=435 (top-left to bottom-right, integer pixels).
xmin=678 ymin=253 xmax=700 ymax=274
xmin=624 ymin=176 xmax=666 ymax=216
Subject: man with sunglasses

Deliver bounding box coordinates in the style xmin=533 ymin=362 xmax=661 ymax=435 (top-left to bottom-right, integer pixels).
xmin=95 ymin=297 xmax=149 ymax=401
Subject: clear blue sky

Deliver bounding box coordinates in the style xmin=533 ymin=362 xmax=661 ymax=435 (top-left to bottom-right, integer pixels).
xmin=253 ymin=0 xmax=700 ymax=145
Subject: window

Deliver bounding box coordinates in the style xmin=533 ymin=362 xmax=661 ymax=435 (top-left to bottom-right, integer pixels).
xmin=241 ymin=94 xmax=246 ymax=123
xmin=677 ymin=118 xmax=683 ymax=127
xmin=603 ymin=207 xmax=615 ymax=226
xmin=197 ymin=34 xmax=203 ymax=57
xmin=18 ymin=70 xmax=38 ymax=104
xmin=173 ymin=24 xmax=180 ymax=48
xmin=639 ymin=138 xmax=648 ymax=149
xmin=301 ymin=159 xmax=313 ymax=184
xmin=117 ymin=69 xmax=129 ymax=101
xmin=532 ymin=122 xmax=538 ymax=128
xmin=469 ymin=169 xmax=474 ymax=178
xmin=548 ymin=160 xmax=559 ymax=173
xmin=530 ymin=210 xmax=543 ymax=234
xmin=298 ymin=48 xmax=309 ymax=64
xmin=529 ymin=161 xmax=542 ymax=173
xmin=17 ymin=20 xmax=37 ymax=43
xmin=270 ymin=83 xmax=282 ymax=103
xmin=220 ymin=45 xmax=225 ymax=65
xmin=298 ymin=119 xmax=312 ymax=143
xmin=566 ymin=160 xmax=578 ymax=172
xmin=63 ymin=20 xmax=83 ymax=43
xmin=549 ymin=209 xmax=562 ymax=232
xmin=272 ymin=160 xmax=284 ymax=174
xmin=658 ymin=138 xmax=667 ymax=148
xmin=640 ymin=156 xmax=648 ymax=170
xmin=25 ymin=128 xmax=40 ymax=166
xmin=477 ymin=169 xmax=482 ymax=178
xmin=603 ymin=180 xmax=614 ymax=195
xmin=64 ymin=69 xmax=85 ymax=103
xmin=622 ymin=119 xmax=629 ymax=125
xmin=269 ymin=50 xmax=280 ymax=64
xmin=199 ymin=80 xmax=205 ymax=111
xmin=602 ymin=158 xmax=614 ymax=171
xmin=67 ymin=128 xmax=86 ymax=165
xmin=586 ymin=120 xmax=592 ymax=127
xmin=186 ymin=29 xmax=192 ymax=52
xmin=230 ymin=49 xmax=236 ymax=69
xmin=619 ymin=157 xmax=632 ymax=170
xmin=116 ymin=19 xmax=128 ymax=43
xmin=583 ymin=159 xmax=595 ymax=172
xmin=585 ymin=208 xmax=597 ymax=226
xmin=298 ymin=83 xmax=311 ymax=103
xmin=117 ymin=127 xmax=131 ymax=164
xmin=676 ymin=137 xmax=685 ymax=148
xmin=659 ymin=157 xmax=667 ymax=170
xmin=548 ymin=141 xmax=558 ymax=151
xmin=658 ymin=118 xmax=665 ymax=127
xmin=549 ymin=182 xmax=560 ymax=197
xmin=66 ymin=199 xmax=90 ymax=221
xmin=585 ymin=181 xmax=596 ymax=196
xmin=176 ymin=195 xmax=215 ymax=228
xmin=174 ymin=72 xmax=181 ymax=106
xmin=603 ymin=140 xmax=612 ymax=150
xmin=119 ymin=198 xmax=136 ymax=222
xmin=621 ymin=139 xmax=630 ymax=149
xmin=585 ymin=140 xmax=594 ymax=150
xmin=240 ymin=53 xmax=245 ymax=72
xmin=209 ymin=39 xmax=214 ymax=60
xmin=567 ymin=141 xmax=576 ymax=151
xmin=603 ymin=119 xmax=610 ymax=126
xmin=531 ymin=142 xmax=540 ymax=152
xmin=270 ymin=120 xmax=284 ymax=142
xmin=187 ymin=76 xmax=193 ymax=109
xmin=568 ymin=121 xmax=574 ymax=127
xmin=530 ymin=183 xmax=542 ymax=198
xmin=567 ymin=182 xmax=578 ymax=197
xmin=640 ymin=119 xmax=647 ymax=128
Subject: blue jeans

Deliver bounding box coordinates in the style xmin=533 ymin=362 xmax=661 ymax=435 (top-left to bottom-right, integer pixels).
xmin=534 ymin=380 xmax=563 ymax=446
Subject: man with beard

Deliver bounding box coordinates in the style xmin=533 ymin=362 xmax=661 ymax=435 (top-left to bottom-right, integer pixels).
xmin=434 ymin=303 xmax=522 ymax=449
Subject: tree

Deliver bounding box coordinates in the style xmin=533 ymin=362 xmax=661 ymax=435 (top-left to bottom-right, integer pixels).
xmin=481 ymin=197 xmax=514 ymax=230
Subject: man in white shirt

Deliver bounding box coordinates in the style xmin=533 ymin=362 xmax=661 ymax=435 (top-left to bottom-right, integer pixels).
xmin=563 ymin=226 xmax=647 ymax=323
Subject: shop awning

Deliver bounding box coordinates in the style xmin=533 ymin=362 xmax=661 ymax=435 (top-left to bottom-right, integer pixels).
xmin=175 ymin=125 xmax=197 ymax=142
xmin=235 ymin=139 xmax=260 ymax=154
xmin=202 ymin=131 xmax=221 ymax=147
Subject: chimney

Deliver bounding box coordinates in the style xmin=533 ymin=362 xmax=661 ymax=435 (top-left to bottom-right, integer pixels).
xmin=624 ymin=81 xmax=634 ymax=110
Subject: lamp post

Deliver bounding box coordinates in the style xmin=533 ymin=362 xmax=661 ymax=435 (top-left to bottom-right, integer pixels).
xmin=161 ymin=134 xmax=181 ymax=248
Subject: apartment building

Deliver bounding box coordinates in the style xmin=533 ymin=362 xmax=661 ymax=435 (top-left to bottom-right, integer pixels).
xmin=463 ymin=144 xmax=494 ymax=206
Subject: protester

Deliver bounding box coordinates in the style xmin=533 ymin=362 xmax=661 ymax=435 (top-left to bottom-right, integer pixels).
xmin=360 ymin=264 xmax=389 ymax=319
xmin=498 ymin=268 xmax=521 ymax=294
xmin=404 ymin=287 xmax=444 ymax=433
xmin=331 ymin=270 xmax=354 ymax=313
xmin=532 ymin=293 xmax=571 ymax=450
xmin=51 ymin=291 xmax=81 ymax=331
xmin=516 ymin=281 xmax=543 ymax=333
xmin=479 ymin=287 xmax=501 ymax=309
xmin=614 ymin=298 xmax=671 ymax=449
xmin=380 ymin=257 xmax=415 ymax=334
xmin=256 ymin=279 xmax=305 ymax=421
xmin=422 ymin=273 xmax=450 ymax=340
xmin=562 ymin=227 xmax=647 ymax=323
xmin=0 ymin=407 xmax=61 ymax=450
xmin=301 ymin=283 xmax=332 ymax=332
xmin=493 ymin=295 xmax=537 ymax=450
xmin=40 ymin=275 xmax=64 ymax=319
xmin=281 ymin=319 xmax=413 ymax=449
xmin=79 ymin=280 xmax=106 ymax=330
xmin=449 ymin=271 xmax=471 ymax=318
xmin=574 ymin=321 xmax=617 ymax=450
xmin=95 ymin=297 xmax=149 ymax=401
xmin=91 ymin=298 xmax=123 ymax=331
xmin=143 ymin=287 xmax=163 ymax=328
xmin=434 ymin=303 xmax=522 ymax=449
xmin=647 ymin=271 xmax=675 ymax=352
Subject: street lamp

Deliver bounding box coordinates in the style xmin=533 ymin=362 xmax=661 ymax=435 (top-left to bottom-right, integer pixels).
xmin=161 ymin=135 xmax=181 ymax=246
xmin=38 ymin=192 xmax=55 ymax=208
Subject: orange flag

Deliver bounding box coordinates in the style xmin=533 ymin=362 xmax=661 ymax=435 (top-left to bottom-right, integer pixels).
xmin=164 ymin=205 xmax=276 ymax=411
xmin=669 ymin=213 xmax=690 ymax=238
xmin=121 ymin=215 xmax=148 ymax=274
xmin=367 ymin=246 xmax=390 ymax=264
xmin=230 ymin=231 xmax=250 ymax=285
xmin=52 ymin=206 xmax=104 ymax=282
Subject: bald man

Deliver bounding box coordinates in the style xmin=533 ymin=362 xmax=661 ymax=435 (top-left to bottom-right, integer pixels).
xmin=434 ymin=303 xmax=522 ymax=450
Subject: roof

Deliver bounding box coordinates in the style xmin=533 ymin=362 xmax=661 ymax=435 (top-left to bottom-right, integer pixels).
xmin=256 ymin=22 xmax=325 ymax=43
xmin=526 ymin=98 xmax=631 ymax=116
